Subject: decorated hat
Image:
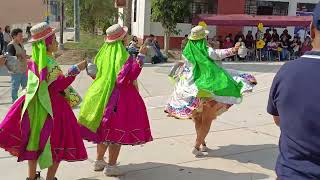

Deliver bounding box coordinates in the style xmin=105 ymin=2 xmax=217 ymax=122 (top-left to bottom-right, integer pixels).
xmin=28 ymin=22 xmax=57 ymax=43
xmin=188 ymin=25 xmax=209 ymax=41
xmin=105 ymin=24 xmax=128 ymax=43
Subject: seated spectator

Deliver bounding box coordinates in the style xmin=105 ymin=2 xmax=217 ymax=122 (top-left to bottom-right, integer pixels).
xmin=209 ymin=36 xmax=220 ymax=49
xmin=267 ymin=38 xmax=278 ymax=61
xmin=223 ymin=36 xmax=235 ymax=61
xmin=280 ymin=29 xmax=292 ymax=41
xmin=300 ymin=37 xmax=313 ymax=55
xmin=280 ymin=36 xmax=290 ymax=61
xmin=245 ymin=30 xmax=255 ymax=49
xmin=290 ymin=36 xmax=301 ymax=59
xmin=143 ymin=38 xmax=157 ymax=63
xmin=223 ymin=36 xmax=234 ymax=49
xmin=127 ymin=36 xmax=139 ymax=57
xmin=272 ymin=29 xmax=280 ymax=42
xmin=236 ymin=37 xmax=246 ymax=61
xmin=264 ymin=29 xmax=272 ymax=43
xmin=234 ymin=31 xmax=245 ymax=45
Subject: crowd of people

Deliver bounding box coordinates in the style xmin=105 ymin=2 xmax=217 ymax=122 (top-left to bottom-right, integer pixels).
xmin=0 ymin=23 xmax=32 ymax=55
xmin=181 ymin=28 xmax=313 ymax=61
xmin=127 ymin=34 xmax=167 ymax=64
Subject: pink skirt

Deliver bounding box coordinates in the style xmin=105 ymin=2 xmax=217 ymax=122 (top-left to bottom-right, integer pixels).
xmin=0 ymin=95 xmax=87 ymax=163
xmin=81 ymin=82 xmax=153 ymax=145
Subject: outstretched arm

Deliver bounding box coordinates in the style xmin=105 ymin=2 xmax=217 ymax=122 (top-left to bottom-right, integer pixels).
xmin=208 ymin=42 xmax=240 ymax=60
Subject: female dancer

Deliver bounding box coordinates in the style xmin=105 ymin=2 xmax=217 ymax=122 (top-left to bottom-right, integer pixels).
xmin=165 ymin=25 xmax=257 ymax=157
xmin=79 ymin=24 xmax=152 ymax=176
xmin=0 ymin=22 xmax=88 ymax=180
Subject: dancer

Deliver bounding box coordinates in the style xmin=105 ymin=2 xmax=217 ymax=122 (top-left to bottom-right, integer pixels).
xmin=0 ymin=22 xmax=88 ymax=180
xmin=165 ymin=25 xmax=257 ymax=157
xmin=79 ymin=24 xmax=152 ymax=176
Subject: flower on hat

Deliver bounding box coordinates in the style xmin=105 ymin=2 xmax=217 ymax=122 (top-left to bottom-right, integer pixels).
xmin=198 ymin=21 xmax=208 ymax=30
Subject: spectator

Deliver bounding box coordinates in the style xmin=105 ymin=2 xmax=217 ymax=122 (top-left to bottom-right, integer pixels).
xmin=223 ymin=36 xmax=234 ymax=49
xmin=264 ymin=29 xmax=272 ymax=43
xmin=26 ymin=23 xmax=32 ymax=39
xmin=267 ymin=38 xmax=278 ymax=61
xmin=245 ymin=30 xmax=255 ymax=49
xmin=0 ymin=27 xmax=3 ymax=54
xmin=149 ymin=34 xmax=167 ymax=62
xmin=280 ymin=36 xmax=290 ymax=61
xmin=223 ymin=36 xmax=234 ymax=61
xmin=3 ymin=25 xmax=12 ymax=53
xmin=228 ymin=33 xmax=234 ymax=44
xmin=267 ymin=3 xmax=320 ymax=179
xmin=300 ymin=37 xmax=312 ymax=55
xmin=209 ymin=36 xmax=220 ymax=49
xmin=272 ymin=29 xmax=280 ymax=42
xmin=236 ymin=37 xmax=246 ymax=60
xmin=234 ymin=31 xmax=245 ymax=45
xmin=280 ymin=29 xmax=292 ymax=41
xmin=128 ymin=36 xmax=139 ymax=57
xmin=290 ymin=36 xmax=301 ymax=59
xmin=181 ymin=34 xmax=188 ymax=50
xmin=7 ymin=28 xmax=28 ymax=103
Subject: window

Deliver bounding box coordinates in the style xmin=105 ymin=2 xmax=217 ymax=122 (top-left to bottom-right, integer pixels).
xmin=245 ymin=0 xmax=289 ymax=16
xmin=133 ymin=0 xmax=137 ymax=22
xmin=297 ymin=3 xmax=316 ymax=13
xmin=183 ymin=0 xmax=217 ymax=23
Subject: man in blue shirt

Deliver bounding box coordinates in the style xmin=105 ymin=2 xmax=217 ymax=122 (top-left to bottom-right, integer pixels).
xmin=267 ymin=3 xmax=320 ymax=179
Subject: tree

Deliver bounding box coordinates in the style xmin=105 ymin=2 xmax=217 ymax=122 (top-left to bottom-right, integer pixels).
xmin=62 ymin=0 xmax=118 ymax=34
xmin=151 ymin=0 xmax=192 ymax=54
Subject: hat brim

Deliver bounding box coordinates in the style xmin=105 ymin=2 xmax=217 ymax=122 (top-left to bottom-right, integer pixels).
xmin=28 ymin=28 xmax=58 ymax=43
xmin=188 ymin=30 xmax=209 ymax=41
xmin=105 ymin=26 xmax=128 ymax=43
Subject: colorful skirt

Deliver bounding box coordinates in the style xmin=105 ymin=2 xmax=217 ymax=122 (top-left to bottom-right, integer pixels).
xmin=165 ymin=70 xmax=257 ymax=119
xmin=81 ymin=84 xmax=153 ymax=145
xmin=0 ymin=96 xmax=87 ymax=163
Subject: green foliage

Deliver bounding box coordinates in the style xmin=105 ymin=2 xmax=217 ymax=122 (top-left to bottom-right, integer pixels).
xmin=64 ymin=32 xmax=105 ymax=50
xmin=151 ymin=0 xmax=192 ymax=35
xmin=61 ymin=0 xmax=118 ymax=34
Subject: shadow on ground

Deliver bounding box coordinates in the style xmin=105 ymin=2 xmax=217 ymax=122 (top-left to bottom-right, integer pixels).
xmin=119 ymin=162 xmax=270 ymax=180
xmin=206 ymin=144 xmax=278 ymax=171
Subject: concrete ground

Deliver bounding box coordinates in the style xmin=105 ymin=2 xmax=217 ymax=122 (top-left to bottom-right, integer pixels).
xmin=0 ymin=60 xmax=283 ymax=180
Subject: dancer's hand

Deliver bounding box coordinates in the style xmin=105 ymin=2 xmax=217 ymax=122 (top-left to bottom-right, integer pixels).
xmin=76 ymin=60 xmax=87 ymax=71
xmin=0 ymin=55 xmax=6 ymax=67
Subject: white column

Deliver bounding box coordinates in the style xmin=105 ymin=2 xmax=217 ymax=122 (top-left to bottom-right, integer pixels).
xmin=288 ymin=0 xmax=298 ymax=16
xmin=287 ymin=1 xmax=298 ymax=36
xmin=118 ymin=8 xmax=124 ymax=26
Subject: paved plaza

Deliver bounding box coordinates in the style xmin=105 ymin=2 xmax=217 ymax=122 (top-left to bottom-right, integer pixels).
xmin=0 ymin=60 xmax=284 ymax=179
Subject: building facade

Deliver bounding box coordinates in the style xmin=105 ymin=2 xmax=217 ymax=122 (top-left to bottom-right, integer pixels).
xmin=0 ymin=0 xmax=59 ymax=31
xmin=128 ymin=0 xmax=319 ymax=49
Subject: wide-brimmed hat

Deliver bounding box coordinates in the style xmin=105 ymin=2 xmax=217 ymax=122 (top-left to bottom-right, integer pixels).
xmin=28 ymin=22 xmax=58 ymax=43
xmin=188 ymin=25 xmax=209 ymax=41
xmin=105 ymin=24 xmax=128 ymax=43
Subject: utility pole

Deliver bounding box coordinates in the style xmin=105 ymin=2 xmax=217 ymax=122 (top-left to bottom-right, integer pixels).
xmin=59 ymin=0 xmax=64 ymax=49
xmin=46 ymin=0 xmax=50 ymax=23
xmin=74 ymin=0 xmax=80 ymax=42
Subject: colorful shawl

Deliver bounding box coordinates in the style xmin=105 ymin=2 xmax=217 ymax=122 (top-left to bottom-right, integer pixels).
xmin=21 ymin=41 xmax=82 ymax=169
xmin=22 ymin=40 xmax=53 ymax=169
xmin=183 ymin=39 xmax=243 ymax=102
xmin=78 ymin=41 xmax=129 ymax=132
